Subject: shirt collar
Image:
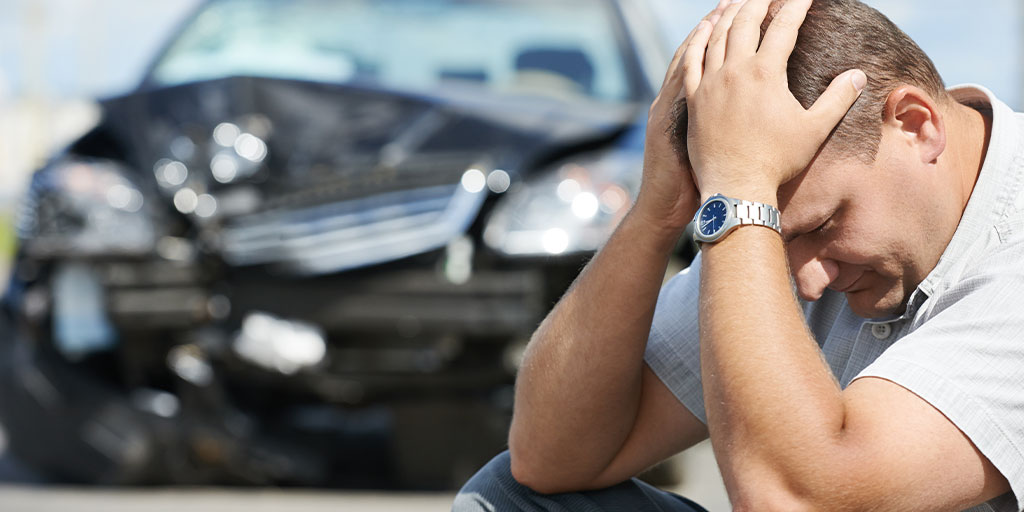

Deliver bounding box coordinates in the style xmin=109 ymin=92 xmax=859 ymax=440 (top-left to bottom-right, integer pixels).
xmin=917 ymin=84 xmax=1017 ymax=299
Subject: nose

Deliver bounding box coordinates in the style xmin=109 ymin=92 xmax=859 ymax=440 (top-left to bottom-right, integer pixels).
xmin=790 ymin=253 xmax=840 ymax=302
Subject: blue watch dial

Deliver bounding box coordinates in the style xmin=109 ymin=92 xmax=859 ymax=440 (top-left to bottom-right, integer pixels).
xmin=699 ymin=200 xmax=728 ymax=236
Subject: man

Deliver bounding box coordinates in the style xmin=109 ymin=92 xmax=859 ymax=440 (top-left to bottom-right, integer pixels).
xmin=455 ymin=0 xmax=1022 ymax=510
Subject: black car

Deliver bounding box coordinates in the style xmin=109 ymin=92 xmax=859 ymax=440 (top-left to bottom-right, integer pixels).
xmin=0 ymin=0 xmax=685 ymax=489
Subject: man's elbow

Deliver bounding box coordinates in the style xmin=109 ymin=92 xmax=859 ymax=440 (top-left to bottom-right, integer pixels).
xmin=509 ymin=452 xmax=552 ymax=494
xmin=508 ymin=446 xmax=598 ymax=495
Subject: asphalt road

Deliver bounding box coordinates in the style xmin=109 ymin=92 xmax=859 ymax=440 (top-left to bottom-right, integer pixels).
xmin=0 ymin=432 xmax=729 ymax=512
xmin=0 ymin=486 xmax=458 ymax=512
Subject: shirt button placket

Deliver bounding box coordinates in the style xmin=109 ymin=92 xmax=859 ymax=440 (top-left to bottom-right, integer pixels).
xmin=871 ymin=323 xmax=892 ymax=340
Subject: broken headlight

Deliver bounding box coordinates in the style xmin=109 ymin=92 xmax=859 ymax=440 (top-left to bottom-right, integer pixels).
xmin=483 ymin=149 xmax=641 ymax=256
xmin=16 ymin=158 xmax=159 ymax=258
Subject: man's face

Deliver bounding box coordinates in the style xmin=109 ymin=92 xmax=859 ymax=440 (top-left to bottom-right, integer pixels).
xmin=777 ymin=139 xmax=954 ymax=319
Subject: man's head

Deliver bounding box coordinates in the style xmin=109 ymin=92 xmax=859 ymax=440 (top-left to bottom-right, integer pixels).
xmin=673 ymin=0 xmax=948 ymax=162
xmin=775 ymin=0 xmax=948 ymax=162
xmin=674 ymin=0 xmax=988 ymax=318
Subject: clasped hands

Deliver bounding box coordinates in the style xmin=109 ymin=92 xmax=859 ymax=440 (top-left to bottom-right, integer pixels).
xmin=638 ymin=0 xmax=865 ymax=230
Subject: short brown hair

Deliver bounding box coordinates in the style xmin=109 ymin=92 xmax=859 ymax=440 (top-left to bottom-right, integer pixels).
xmin=673 ymin=0 xmax=947 ymax=163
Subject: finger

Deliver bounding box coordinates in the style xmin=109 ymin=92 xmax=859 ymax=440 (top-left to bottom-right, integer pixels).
xmin=707 ymin=0 xmax=732 ymax=18
xmin=726 ymin=0 xmax=772 ymax=57
xmin=807 ymin=69 xmax=867 ymax=137
xmin=709 ymin=0 xmax=735 ymax=20
xmin=657 ymin=24 xmax=713 ymax=110
xmin=659 ymin=1 xmax=734 ymax=89
xmin=758 ymin=0 xmax=813 ymax=63
xmin=704 ymin=0 xmax=747 ymax=72
xmin=708 ymin=0 xmax=736 ymax=20
xmin=660 ymin=35 xmax=694 ymax=89
xmin=659 ymin=0 xmax=741 ymax=94
xmin=682 ymin=20 xmax=715 ymax=97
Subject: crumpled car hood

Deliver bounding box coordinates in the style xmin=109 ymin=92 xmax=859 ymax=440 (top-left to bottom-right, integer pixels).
xmin=96 ymin=76 xmax=638 ymax=207
xmin=82 ymin=76 xmax=640 ymax=275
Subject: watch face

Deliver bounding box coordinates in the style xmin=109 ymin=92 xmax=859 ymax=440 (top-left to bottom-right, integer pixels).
xmin=698 ymin=199 xmax=728 ymax=237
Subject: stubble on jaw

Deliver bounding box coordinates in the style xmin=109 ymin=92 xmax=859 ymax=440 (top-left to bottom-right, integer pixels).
xmin=844 ymin=276 xmax=913 ymax=319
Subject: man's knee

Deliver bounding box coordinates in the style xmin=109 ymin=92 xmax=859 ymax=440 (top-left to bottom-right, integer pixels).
xmin=452 ymin=451 xmax=519 ymax=512
xmin=452 ymin=450 xmax=708 ymax=512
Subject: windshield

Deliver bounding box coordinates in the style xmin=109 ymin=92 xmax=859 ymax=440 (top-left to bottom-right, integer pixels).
xmin=148 ymin=0 xmax=638 ymax=104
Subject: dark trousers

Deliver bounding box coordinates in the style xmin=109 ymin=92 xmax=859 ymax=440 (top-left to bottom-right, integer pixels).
xmin=452 ymin=451 xmax=710 ymax=512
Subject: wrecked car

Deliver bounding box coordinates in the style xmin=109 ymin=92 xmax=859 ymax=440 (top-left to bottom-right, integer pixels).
xmin=0 ymin=0 xmax=687 ymax=488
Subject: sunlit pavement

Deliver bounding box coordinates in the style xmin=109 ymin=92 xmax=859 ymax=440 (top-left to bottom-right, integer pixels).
xmin=0 ymin=440 xmax=730 ymax=511
xmin=0 ymin=486 xmax=458 ymax=511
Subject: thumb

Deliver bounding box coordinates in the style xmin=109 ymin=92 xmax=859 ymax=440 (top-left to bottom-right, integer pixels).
xmin=808 ymin=69 xmax=867 ymax=136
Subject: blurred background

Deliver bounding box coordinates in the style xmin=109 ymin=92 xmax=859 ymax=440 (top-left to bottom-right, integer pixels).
xmin=0 ymin=0 xmax=1019 ymax=510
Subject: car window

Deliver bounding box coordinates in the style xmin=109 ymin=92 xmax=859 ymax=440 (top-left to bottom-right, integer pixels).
xmin=149 ymin=0 xmax=638 ymax=104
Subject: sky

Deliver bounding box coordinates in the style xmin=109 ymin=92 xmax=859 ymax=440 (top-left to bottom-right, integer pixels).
xmin=652 ymin=0 xmax=1022 ymax=108
xmin=0 ymin=0 xmax=201 ymax=100
xmin=0 ymin=0 xmax=1020 ymax=107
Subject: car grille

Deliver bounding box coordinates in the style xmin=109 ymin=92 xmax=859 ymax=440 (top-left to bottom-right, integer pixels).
xmin=219 ymin=183 xmax=485 ymax=275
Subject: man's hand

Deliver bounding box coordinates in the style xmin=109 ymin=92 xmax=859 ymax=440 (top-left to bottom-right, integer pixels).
xmin=684 ymin=2 xmax=1011 ymax=510
xmin=682 ymin=0 xmax=866 ymax=205
xmin=634 ymin=0 xmax=734 ymax=234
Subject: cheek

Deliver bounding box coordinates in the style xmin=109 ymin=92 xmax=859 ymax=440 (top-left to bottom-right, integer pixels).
xmin=826 ymin=219 xmax=890 ymax=264
xmin=835 ymin=194 xmax=905 ymax=254
xmin=827 ymin=228 xmax=907 ymax=284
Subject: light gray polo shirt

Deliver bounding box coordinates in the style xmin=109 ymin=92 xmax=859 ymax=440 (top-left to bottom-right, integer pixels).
xmin=645 ymin=85 xmax=1024 ymax=512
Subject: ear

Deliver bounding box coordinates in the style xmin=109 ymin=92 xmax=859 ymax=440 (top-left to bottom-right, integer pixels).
xmin=883 ymin=85 xmax=946 ymax=164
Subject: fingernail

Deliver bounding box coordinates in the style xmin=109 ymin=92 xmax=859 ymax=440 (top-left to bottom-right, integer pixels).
xmin=851 ymin=70 xmax=867 ymax=92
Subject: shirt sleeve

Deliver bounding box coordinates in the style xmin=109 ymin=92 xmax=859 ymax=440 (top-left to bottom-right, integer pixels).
xmin=643 ymin=252 xmax=707 ymax=424
xmin=855 ymin=267 xmax=1024 ymax=512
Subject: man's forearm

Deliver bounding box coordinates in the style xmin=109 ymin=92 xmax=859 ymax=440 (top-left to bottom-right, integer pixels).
xmin=699 ymin=227 xmax=847 ymax=507
xmin=508 ymin=207 xmax=680 ymax=484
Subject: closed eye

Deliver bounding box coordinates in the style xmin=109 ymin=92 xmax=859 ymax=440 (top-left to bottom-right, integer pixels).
xmin=809 ymin=219 xmax=830 ymax=236
xmin=784 ymin=216 xmax=832 ymax=244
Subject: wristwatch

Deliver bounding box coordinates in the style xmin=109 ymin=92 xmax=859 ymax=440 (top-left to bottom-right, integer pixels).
xmin=692 ymin=194 xmax=781 ymax=245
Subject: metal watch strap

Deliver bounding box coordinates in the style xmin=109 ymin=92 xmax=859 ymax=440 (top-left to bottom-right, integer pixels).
xmin=732 ymin=198 xmax=782 ymax=234
xmin=692 ymin=194 xmax=782 ymax=245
